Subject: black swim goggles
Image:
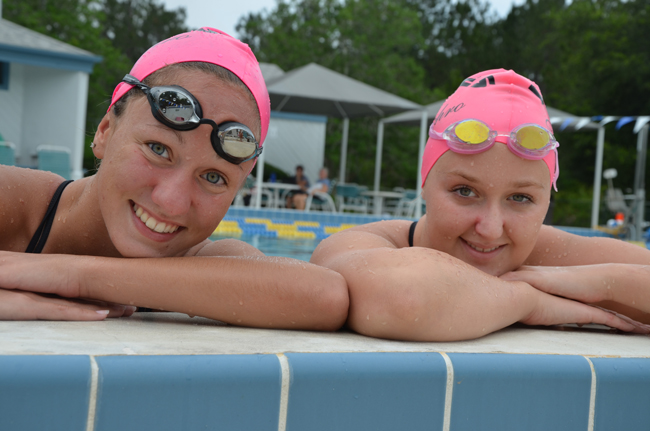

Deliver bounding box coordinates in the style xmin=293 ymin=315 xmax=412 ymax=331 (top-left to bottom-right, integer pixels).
xmin=122 ymin=74 xmax=262 ymax=164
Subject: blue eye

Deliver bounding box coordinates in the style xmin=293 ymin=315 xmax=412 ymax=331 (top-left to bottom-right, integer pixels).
xmin=511 ymin=194 xmax=532 ymax=203
xmin=149 ymin=143 xmax=168 ymax=157
xmin=203 ymin=172 xmax=223 ymax=185
xmin=455 ymin=186 xmax=475 ymax=197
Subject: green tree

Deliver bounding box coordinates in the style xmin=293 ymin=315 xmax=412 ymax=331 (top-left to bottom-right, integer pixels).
xmin=101 ymin=0 xmax=189 ymax=64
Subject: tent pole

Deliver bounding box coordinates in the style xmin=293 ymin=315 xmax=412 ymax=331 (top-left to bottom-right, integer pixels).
xmin=415 ymin=110 xmax=428 ymax=219
xmin=254 ymin=146 xmax=266 ymax=209
xmin=339 ymin=117 xmax=350 ymax=184
xmin=373 ymin=120 xmax=384 ymax=193
xmin=633 ymin=124 xmax=648 ymax=240
xmin=590 ymin=126 xmax=606 ymax=228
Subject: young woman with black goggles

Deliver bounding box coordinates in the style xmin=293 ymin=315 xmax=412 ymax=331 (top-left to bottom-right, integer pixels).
xmin=0 ymin=27 xmax=348 ymax=328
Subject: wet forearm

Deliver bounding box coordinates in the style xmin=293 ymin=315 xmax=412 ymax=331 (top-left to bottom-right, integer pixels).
xmin=79 ymin=256 xmax=349 ymax=330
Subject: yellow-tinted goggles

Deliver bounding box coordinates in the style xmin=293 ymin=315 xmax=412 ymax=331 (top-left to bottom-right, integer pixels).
xmin=431 ymin=119 xmax=558 ymax=160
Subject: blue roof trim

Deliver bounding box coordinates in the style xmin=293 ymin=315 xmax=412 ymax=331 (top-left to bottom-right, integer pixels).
xmin=271 ymin=111 xmax=328 ymax=124
xmin=0 ymin=44 xmax=102 ymax=73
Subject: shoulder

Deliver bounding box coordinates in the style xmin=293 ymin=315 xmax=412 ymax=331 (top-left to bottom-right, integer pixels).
xmin=0 ymin=166 xmax=67 ymax=251
xmin=311 ymin=219 xmax=412 ymax=267
xmin=184 ymin=237 xmax=265 ymax=257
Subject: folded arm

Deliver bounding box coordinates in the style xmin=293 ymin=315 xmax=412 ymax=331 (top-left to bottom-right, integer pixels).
xmin=311 ymin=223 xmax=649 ymax=341
xmin=515 ymin=226 xmax=650 ymax=322
xmin=0 ymin=238 xmax=349 ymax=330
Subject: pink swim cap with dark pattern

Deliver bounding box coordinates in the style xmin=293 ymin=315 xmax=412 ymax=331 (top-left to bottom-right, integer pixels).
xmin=421 ymin=69 xmax=558 ymax=190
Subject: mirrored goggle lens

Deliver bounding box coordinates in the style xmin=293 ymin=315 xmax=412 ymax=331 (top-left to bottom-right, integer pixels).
xmin=220 ymin=127 xmax=258 ymax=158
xmin=157 ymin=90 xmax=196 ymax=125
xmin=514 ymin=125 xmax=551 ymax=150
xmin=454 ymin=120 xmax=491 ymax=144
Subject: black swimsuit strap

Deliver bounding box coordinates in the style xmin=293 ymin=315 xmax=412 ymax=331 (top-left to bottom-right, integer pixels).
xmin=408 ymin=220 xmax=417 ymax=247
xmin=25 ymin=180 xmax=73 ymax=254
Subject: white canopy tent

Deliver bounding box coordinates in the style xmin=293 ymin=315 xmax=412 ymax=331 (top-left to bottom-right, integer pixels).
xmin=253 ymin=63 xmax=422 ymax=209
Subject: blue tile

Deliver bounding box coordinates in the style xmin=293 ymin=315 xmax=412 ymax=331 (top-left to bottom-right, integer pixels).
xmin=592 ymin=358 xmax=650 ymax=431
xmin=0 ymin=355 xmax=91 ymax=431
xmin=95 ymin=354 xmax=281 ymax=431
xmin=448 ymin=353 xmax=591 ymax=431
xmin=285 ymin=352 xmax=447 ymax=431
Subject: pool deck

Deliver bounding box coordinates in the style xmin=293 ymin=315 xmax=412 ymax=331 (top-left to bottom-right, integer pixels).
xmin=2 ymin=314 xmax=649 ymax=431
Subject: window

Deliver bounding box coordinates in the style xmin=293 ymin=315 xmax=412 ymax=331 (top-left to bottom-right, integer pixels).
xmin=0 ymin=62 xmax=9 ymax=90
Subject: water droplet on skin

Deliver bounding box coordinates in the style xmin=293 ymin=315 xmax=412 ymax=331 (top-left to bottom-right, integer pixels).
xmin=233 ymin=312 xmax=236 ymax=315
xmin=366 ymin=314 xmax=370 ymax=320
xmin=239 ymin=301 xmax=243 ymax=306
xmin=415 ymin=317 xmax=419 ymax=322
xmin=237 ymin=319 xmax=242 ymax=323
xmin=382 ymin=322 xmax=387 ymax=325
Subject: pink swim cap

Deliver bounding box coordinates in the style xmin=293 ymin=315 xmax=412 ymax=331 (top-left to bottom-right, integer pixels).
xmin=108 ymin=27 xmax=271 ymax=146
xmin=421 ymin=69 xmax=558 ymax=190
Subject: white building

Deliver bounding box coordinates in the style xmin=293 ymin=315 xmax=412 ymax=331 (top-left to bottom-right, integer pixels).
xmin=0 ymin=16 xmax=101 ymax=179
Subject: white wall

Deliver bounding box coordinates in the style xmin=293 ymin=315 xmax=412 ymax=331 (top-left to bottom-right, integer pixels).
xmin=264 ymin=116 xmax=326 ymax=184
xmin=21 ymin=65 xmax=88 ymax=178
xmin=0 ymin=62 xmax=25 ymax=158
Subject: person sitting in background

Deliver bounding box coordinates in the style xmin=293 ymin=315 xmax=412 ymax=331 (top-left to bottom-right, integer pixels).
xmin=285 ymin=165 xmax=310 ymax=209
xmin=0 ymin=27 xmax=348 ymax=329
xmin=311 ymin=69 xmax=650 ymax=341
xmin=293 ymin=167 xmax=331 ymax=210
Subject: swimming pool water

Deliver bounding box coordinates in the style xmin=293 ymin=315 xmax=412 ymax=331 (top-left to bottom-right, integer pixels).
xmin=211 ymin=234 xmax=321 ymax=261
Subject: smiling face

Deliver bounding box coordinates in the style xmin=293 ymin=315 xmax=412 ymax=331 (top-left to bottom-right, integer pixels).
xmin=421 ymin=143 xmax=551 ymax=276
xmin=92 ymin=69 xmax=260 ymax=257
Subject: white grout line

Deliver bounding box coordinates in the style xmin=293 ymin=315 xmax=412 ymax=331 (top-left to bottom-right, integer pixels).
xmin=276 ymin=354 xmax=290 ymax=431
xmin=85 ymin=356 xmax=99 ymax=431
xmin=584 ymin=357 xmax=597 ymax=431
xmin=440 ymin=352 xmax=454 ymax=431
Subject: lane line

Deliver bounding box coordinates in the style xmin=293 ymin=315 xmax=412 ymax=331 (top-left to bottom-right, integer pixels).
xmin=277 ymin=354 xmax=291 ymax=431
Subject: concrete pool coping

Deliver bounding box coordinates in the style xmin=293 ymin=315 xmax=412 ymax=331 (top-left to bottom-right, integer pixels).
xmin=2 ymin=312 xmax=649 ymax=357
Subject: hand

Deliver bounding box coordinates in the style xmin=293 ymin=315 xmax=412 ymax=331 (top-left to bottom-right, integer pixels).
xmin=501 ymin=265 xmax=612 ymax=304
xmin=0 ymin=289 xmax=135 ymax=321
xmin=520 ymin=286 xmax=650 ymax=334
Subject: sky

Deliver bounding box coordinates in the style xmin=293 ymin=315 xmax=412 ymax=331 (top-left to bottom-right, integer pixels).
xmin=160 ymin=0 xmax=525 ymax=38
